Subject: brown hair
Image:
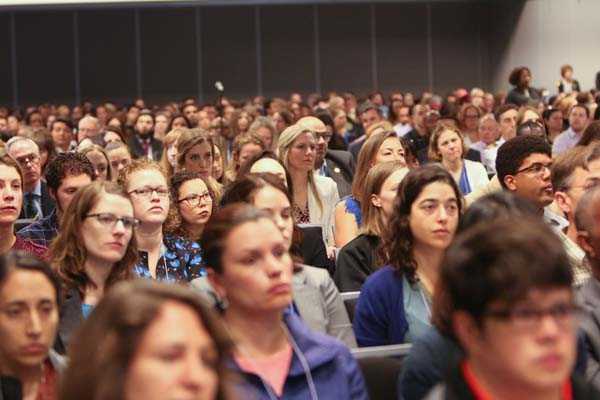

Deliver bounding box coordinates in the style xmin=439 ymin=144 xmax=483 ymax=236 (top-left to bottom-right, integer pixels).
xmin=158 ymin=128 xmax=187 ymax=178
xmin=427 ymin=123 xmax=468 ymax=162
xmin=164 ymin=171 xmax=217 ymax=241
xmin=352 ymin=131 xmax=400 ymax=200
xmin=378 ymin=165 xmax=463 ymax=283
xmin=550 ymin=146 xmax=589 ymax=192
xmin=60 ymin=279 xmax=233 ymax=400
xmin=224 ymin=134 xmax=266 ymax=183
xmin=80 ymin=144 xmax=113 ymax=181
xmin=50 ymin=181 xmax=138 ymax=293
xmin=176 ymin=128 xmax=214 ymax=171
xmin=577 ymin=121 xmax=600 ymax=147
xmin=360 ymin=162 xmax=408 ymax=237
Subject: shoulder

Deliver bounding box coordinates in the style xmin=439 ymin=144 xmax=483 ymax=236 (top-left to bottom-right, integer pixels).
xmin=464 ymin=159 xmax=488 ymax=175
xmin=299 ymin=264 xmax=329 ymax=284
xmin=361 ymin=266 xmax=402 ymax=293
xmin=327 ymin=149 xmax=353 ymax=164
xmin=164 ymin=235 xmax=202 ymax=258
xmin=343 ymin=233 xmax=378 ymax=253
xmin=314 ymin=175 xmax=338 ymax=195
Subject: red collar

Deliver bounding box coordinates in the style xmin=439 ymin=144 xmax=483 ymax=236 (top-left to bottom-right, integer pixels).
xmin=461 ymin=360 xmax=572 ymax=400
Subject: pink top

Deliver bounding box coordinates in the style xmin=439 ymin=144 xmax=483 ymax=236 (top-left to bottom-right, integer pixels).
xmin=235 ymin=344 xmax=293 ymax=397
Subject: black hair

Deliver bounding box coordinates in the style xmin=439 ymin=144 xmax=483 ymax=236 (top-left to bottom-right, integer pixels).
xmin=496 ymin=135 xmax=552 ymax=189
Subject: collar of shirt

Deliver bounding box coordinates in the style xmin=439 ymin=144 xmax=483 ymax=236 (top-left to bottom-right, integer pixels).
xmin=31 ymin=180 xmax=42 ymax=197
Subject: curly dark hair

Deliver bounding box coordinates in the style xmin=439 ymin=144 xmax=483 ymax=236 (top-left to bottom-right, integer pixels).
xmin=45 ymin=152 xmax=95 ymax=192
xmin=378 ymin=164 xmax=463 ymax=283
xmin=164 ymin=171 xmax=217 ymax=240
xmin=495 ymin=134 xmax=551 ymax=189
xmin=508 ymin=66 xmax=531 ymax=87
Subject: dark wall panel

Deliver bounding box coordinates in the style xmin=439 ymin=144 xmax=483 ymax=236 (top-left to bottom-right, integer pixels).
xmin=140 ymin=8 xmax=197 ymax=104
xmin=201 ymin=7 xmax=256 ymax=102
xmin=431 ymin=3 xmax=484 ymax=93
xmin=0 ymin=14 xmax=13 ymax=107
xmin=79 ymin=10 xmax=136 ymax=104
xmin=261 ymin=5 xmax=314 ymax=98
xmin=376 ymin=3 xmax=428 ymax=94
xmin=15 ymin=11 xmax=74 ymax=106
xmin=319 ymin=4 xmax=371 ymax=95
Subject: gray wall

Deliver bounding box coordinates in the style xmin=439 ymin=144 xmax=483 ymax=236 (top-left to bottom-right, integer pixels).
xmin=1 ymin=1 xmax=496 ymax=107
xmin=489 ymin=0 xmax=600 ymax=94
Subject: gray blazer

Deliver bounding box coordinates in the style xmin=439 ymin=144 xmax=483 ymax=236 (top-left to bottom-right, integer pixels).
xmin=191 ymin=265 xmax=357 ymax=349
xmin=577 ymin=277 xmax=600 ymax=390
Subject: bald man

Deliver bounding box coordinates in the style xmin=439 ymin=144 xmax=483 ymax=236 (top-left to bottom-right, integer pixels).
xmin=297 ymin=116 xmax=355 ymax=198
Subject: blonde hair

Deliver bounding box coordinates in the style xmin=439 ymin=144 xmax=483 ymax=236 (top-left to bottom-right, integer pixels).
xmin=278 ymin=124 xmax=322 ymax=212
xmin=428 ymin=123 xmax=468 ymax=162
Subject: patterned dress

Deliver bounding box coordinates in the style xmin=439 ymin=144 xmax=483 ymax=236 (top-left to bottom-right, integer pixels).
xmin=134 ymin=234 xmax=205 ymax=283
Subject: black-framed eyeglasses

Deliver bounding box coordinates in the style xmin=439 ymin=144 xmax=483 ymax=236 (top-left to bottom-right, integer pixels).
xmin=485 ymin=302 xmax=580 ymax=330
xmin=314 ymin=132 xmax=333 ymax=142
xmin=178 ymin=192 xmax=212 ymax=206
xmin=515 ymin=162 xmax=552 ymax=176
xmin=15 ymin=153 xmax=40 ymax=167
xmin=128 ymin=187 xmax=169 ymax=198
xmin=86 ymin=213 xmax=140 ymax=229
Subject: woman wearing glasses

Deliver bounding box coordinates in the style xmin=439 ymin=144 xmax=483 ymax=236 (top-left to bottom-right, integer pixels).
xmin=50 ymin=180 xmax=138 ymax=352
xmin=353 ymin=165 xmax=462 ymax=346
xmin=119 ymin=159 xmax=204 ymax=283
xmin=165 ymin=171 xmax=216 ymax=244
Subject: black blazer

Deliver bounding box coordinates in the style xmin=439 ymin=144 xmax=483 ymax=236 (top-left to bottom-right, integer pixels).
xmin=348 ymin=136 xmax=367 ymax=163
xmin=55 ymin=288 xmax=84 ymax=355
xmin=558 ymin=79 xmax=581 ymax=93
xmin=18 ymin=181 xmax=56 ymax=221
xmin=127 ymin=134 xmax=163 ymax=160
xmin=324 ymin=149 xmax=355 ymax=198
xmin=334 ymin=234 xmax=380 ymax=292
xmin=298 ymin=225 xmax=330 ymax=272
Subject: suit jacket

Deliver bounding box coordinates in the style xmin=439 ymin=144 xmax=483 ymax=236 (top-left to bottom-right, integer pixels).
xmin=324 ymin=149 xmax=355 ymax=198
xmin=56 ymin=288 xmax=84 ymax=354
xmin=127 ymin=134 xmax=163 ymax=160
xmin=308 ymin=175 xmax=340 ymax=246
xmin=18 ymin=181 xmax=56 ymax=221
xmin=298 ymin=225 xmax=330 ymax=271
xmin=293 ymin=265 xmax=357 ymax=348
xmin=348 ymin=135 xmax=367 ymax=163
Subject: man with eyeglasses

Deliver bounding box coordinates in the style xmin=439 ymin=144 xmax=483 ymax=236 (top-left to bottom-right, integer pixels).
xmin=575 ymin=186 xmax=600 ymax=391
xmin=298 ymin=116 xmax=354 ymax=198
xmin=426 ymin=217 xmax=598 ymax=399
xmin=5 ymin=137 xmax=55 ymax=222
xmin=496 ymin=135 xmax=554 ymax=214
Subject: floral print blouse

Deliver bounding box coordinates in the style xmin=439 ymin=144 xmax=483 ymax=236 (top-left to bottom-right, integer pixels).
xmin=134 ymin=234 xmax=205 ymax=283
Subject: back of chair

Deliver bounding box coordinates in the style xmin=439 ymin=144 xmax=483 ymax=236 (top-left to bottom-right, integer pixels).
xmin=357 ymin=356 xmax=404 ymax=400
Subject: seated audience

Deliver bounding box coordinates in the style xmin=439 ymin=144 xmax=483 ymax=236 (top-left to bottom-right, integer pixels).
xmin=334 ymin=131 xmax=406 ymax=248
xmin=237 ymin=150 xmax=290 ymax=187
xmin=0 ymin=251 xmax=65 ymax=399
xmin=50 ymin=117 xmax=76 ymax=153
xmin=119 ymin=159 xmax=203 ymax=282
xmin=18 ymin=153 xmax=94 ymax=247
xmin=60 ymin=280 xmax=234 ymax=400
xmin=50 ymin=181 xmax=138 ymax=352
xmin=220 ymin=174 xmax=355 ymax=346
xmin=223 ymin=134 xmax=266 ymax=183
xmin=426 ymin=217 xmax=598 ymax=398
xmin=353 ymin=165 xmax=461 ymax=347
xmin=203 ymin=204 xmax=368 ymax=398
xmin=428 ymin=124 xmax=489 ymax=196
xmin=577 ymin=121 xmax=600 ymax=147
xmin=278 ymin=124 xmax=339 ymax=247
xmin=457 ymin=103 xmax=482 ymax=146
xmin=335 ymin=161 xmax=408 ymax=292
xmin=248 ymin=116 xmax=277 ymax=151
xmin=553 ymin=104 xmax=590 ymax=156
xmin=6 ymin=137 xmax=55 ymax=220
xmin=165 ymin=171 xmax=215 ymax=244
xmin=506 ymin=66 xmax=542 ymax=106
xmin=158 ymin=128 xmax=184 ymax=178
xmin=176 ymin=128 xmax=222 ymax=198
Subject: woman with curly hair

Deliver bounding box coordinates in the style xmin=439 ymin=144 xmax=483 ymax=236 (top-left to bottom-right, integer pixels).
xmin=165 ymin=171 xmax=216 ymax=244
xmin=352 ymin=165 xmax=462 ymax=346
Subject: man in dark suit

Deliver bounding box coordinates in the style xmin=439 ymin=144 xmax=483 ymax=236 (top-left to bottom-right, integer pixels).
xmin=297 ymin=116 xmax=355 ymax=198
xmin=6 ymin=137 xmax=55 ymax=221
xmin=127 ymin=111 xmax=163 ymax=160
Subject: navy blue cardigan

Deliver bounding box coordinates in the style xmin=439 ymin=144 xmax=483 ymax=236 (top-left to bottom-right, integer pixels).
xmin=353 ymin=266 xmax=409 ymax=347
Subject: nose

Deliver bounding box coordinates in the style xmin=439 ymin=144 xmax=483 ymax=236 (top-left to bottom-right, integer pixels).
xmin=542 ymin=166 xmax=551 ymax=180
xmin=437 ymin=205 xmax=449 ymax=222
xmin=180 ymin=354 xmax=207 ymax=392
xmin=265 ymin=254 xmax=285 ymax=278
xmin=537 ymin=313 xmax=561 ymax=338
xmin=26 ymin=310 xmax=42 ymax=337
xmin=112 ymin=220 xmax=127 ymax=236
xmin=317 ymin=135 xmax=325 ymax=145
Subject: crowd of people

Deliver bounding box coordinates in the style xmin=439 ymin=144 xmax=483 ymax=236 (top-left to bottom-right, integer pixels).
xmin=1 ymin=64 xmax=600 ymax=399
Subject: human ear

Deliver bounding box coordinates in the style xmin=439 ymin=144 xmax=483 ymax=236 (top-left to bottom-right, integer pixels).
xmin=206 ymin=268 xmax=227 ymax=300
xmin=503 ymin=175 xmax=518 ymax=192
xmin=371 ymin=194 xmax=382 ymax=208
xmin=554 ymin=191 xmax=573 ymax=215
xmin=577 ymin=231 xmax=596 ymax=259
xmin=452 ymin=311 xmax=485 ymax=355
